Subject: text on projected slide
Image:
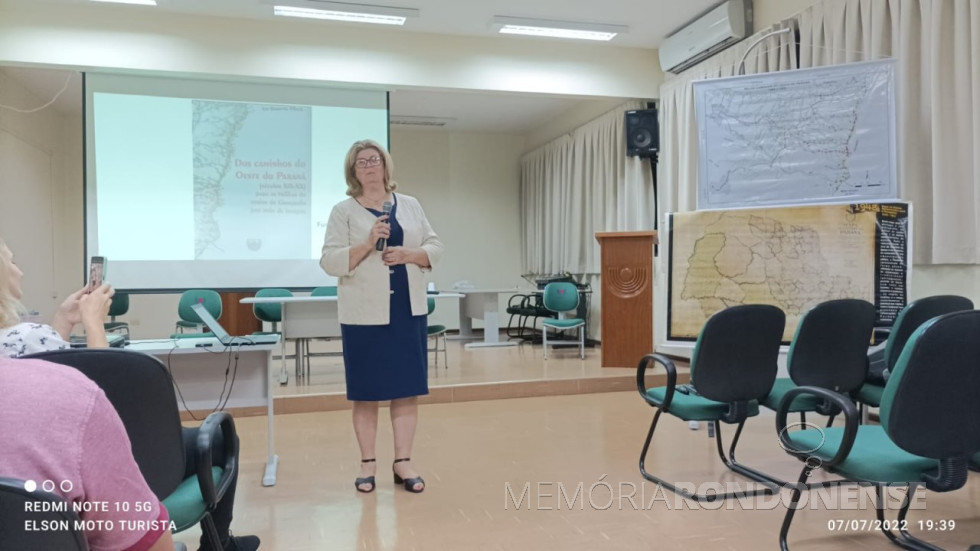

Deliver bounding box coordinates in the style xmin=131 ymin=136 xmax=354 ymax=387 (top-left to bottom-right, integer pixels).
xmin=193 ymin=101 xmax=312 ymax=260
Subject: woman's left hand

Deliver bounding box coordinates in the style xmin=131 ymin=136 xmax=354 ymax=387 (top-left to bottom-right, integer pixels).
xmin=56 ymin=288 xmax=87 ymax=326
xmin=382 ymin=246 xmax=416 ymax=266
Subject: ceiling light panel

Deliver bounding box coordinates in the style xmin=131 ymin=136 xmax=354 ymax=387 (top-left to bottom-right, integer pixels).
xmin=89 ymin=0 xmax=158 ymax=5
xmin=491 ymin=16 xmax=627 ymax=41
xmin=272 ymin=2 xmax=419 ymax=25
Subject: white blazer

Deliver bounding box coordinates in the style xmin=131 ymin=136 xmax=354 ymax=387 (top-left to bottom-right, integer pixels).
xmin=320 ymin=193 xmax=444 ymax=325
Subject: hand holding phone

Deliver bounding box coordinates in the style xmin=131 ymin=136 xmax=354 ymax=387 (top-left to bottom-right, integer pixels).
xmin=88 ymin=256 xmax=106 ymax=293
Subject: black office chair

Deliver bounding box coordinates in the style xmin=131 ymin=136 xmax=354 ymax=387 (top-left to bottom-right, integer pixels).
xmin=719 ymin=299 xmax=875 ymax=488
xmin=776 ymin=310 xmax=980 ymax=551
xmin=23 ymin=348 xmax=237 ymax=550
xmin=505 ymin=293 xmax=551 ymax=341
xmin=0 ymin=476 xmax=88 ymax=550
xmin=636 ymin=304 xmax=785 ymax=501
xmin=855 ymin=295 xmax=974 ymax=415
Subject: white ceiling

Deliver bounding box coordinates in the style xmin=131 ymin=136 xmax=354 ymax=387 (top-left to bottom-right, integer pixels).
xmin=0 ymin=0 xmax=721 ymax=132
xmin=0 ymin=0 xmax=720 ymax=48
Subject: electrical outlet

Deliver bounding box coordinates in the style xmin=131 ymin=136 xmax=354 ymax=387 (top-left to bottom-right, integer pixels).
xmin=129 ymin=319 xmax=140 ymax=326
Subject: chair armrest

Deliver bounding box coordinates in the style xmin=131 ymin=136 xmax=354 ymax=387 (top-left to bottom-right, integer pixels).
xmin=507 ymin=294 xmax=530 ymax=308
xmin=776 ymin=386 xmax=859 ymax=469
xmin=636 ymin=353 xmax=677 ymax=410
xmin=194 ymin=412 xmax=239 ymax=507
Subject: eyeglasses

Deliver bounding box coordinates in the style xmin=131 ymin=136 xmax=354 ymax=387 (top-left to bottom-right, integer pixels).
xmin=355 ymin=156 xmax=382 ymax=168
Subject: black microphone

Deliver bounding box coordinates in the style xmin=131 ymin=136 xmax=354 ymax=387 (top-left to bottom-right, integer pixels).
xmin=375 ymin=201 xmax=393 ymax=251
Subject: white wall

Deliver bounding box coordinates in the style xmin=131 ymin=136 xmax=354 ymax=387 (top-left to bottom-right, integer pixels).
xmin=0 ymin=69 xmax=75 ymax=322
xmin=390 ymin=128 xmax=527 ymax=329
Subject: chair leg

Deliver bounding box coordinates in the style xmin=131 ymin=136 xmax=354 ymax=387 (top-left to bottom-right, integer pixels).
xmin=873 ymin=485 xmax=937 ymax=551
xmin=722 ymin=416 xmax=849 ymax=491
xmin=433 ymin=336 xmax=439 ymax=369
xmin=892 ymin=485 xmax=943 ymax=551
xmin=441 ymin=334 xmax=448 ymax=369
xmin=714 ymin=420 xmax=786 ymax=488
xmin=543 ymin=326 xmax=548 ymax=360
xmin=305 ymin=339 xmax=311 ymax=380
xmin=295 ymin=339 xmax=303 ymax=379
xmin=579 ymin=325 xmax=584 ymax=359
xmin=199 ymin=512 xmax=223 ymax=551
xmin=779 ymin=465 xmax=812 ymax=551
xmin=638 ymin=410 xmax=777 ymax=503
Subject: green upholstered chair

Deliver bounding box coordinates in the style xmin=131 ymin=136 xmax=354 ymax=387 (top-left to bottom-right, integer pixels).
xmin=762 ymin=298 xmax=875 ymax=419
xmin=23 ymin=348 xmax=237 ymax=551
xmin=636 ymin=304 xmax=785 ymax=502
xmin=174 ymin=289 xmax=222 ymax=336
xmin=540 ymin=282 xmax=585 ymax=359
xmin=0 ymin=476 xmax=88 ymax=550
xmin=717 ymin=299 xmax=875 ymax=491
xmin=310 ymin=285 xmax=338 ymax=298
xmin=296 ymin=286 xmax=339 ymax=379
xmin=252 ymin=288 xmax=292 ymax=334
xmin=855 ymin=295 xmax=973 ymax=416
xmin=427 ymin=297 xmax=448 ymax=369
xmin=776 ymin=310 xmax=980 ymax=551
xmin=103 ymin=291 xmax=131 ymax=340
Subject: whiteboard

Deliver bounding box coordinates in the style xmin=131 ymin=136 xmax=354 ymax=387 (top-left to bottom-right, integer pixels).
xmin=694 ymin=59 xmax=898 ymax=209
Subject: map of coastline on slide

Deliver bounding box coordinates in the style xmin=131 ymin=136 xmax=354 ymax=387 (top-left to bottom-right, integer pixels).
xmin=668 ymin=204 xmax=879 ymax=342
xmin=694 ymin=59 xmax=897 ymax=209
xmin=193 ymin=100 xmax=312 ymax=260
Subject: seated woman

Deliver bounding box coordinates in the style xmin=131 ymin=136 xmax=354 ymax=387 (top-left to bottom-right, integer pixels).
xmin=0 ymin=237 xmax=113 ymax=357
xmin=0 ymin=355 xmax=176 ymax=551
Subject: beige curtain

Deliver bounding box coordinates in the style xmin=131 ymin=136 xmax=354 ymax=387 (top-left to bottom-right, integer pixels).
xmin=798 ymin=0 xmax=980 ymax=263
xmin=520 ymin=100 xmax=654 ymax=276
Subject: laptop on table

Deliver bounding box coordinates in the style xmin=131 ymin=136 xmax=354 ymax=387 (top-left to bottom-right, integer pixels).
xmin=69 ymin=333 xmax=126 ymax=348
xmin=190 ymin=303 xmax=279 ymax=346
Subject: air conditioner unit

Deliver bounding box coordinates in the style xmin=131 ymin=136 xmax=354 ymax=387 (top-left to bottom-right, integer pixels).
xmin=658 ymin=0 xmax=752 ymax=74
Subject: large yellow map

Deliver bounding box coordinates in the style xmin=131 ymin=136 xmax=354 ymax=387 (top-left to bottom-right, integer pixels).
xmin=669 ymin=204 xmax=878 ymax=342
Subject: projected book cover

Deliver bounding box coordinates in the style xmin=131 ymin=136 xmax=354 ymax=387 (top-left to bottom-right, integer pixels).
xmin=667 ymin=202 xmax=909 ymax=342
xmin=192 ymin=100 xmax=312 ymax=260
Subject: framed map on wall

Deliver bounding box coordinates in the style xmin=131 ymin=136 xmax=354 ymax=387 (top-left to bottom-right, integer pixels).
xmin=667 ymin=202 xmax=910 ymax=342
xmin=693 ymin=59 xmax=898 ymax=210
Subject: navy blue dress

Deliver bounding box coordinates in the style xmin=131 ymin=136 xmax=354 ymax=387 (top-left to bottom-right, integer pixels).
xmin=341 ymin=197 xmax=429 ymax=401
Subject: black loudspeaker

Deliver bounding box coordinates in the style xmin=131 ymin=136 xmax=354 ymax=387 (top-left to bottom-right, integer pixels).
xmin=625 ymin=108 xmax=659 ymax=157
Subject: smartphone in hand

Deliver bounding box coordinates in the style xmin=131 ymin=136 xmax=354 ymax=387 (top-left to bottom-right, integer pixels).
xmin=88 ymin=256 xmax=106 ymax=292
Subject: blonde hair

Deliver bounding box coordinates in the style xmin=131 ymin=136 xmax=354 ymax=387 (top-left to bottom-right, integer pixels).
xmin=343 ymin=139 xmax=397 ymax=197
xmin=0 ymin=238 xmax=25 ymax=329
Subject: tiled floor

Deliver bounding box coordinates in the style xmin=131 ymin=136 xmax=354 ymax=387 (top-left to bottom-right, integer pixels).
xmin=237 ymin=335 xmax=671 ymax=416
xmin=174 ymin=391 xmax=980 ymax=550
xmin=274 ymin=335 xmax=631 ymax=396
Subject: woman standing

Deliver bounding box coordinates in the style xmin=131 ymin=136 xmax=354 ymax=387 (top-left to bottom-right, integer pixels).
xmin=321 ymin=139 xmax=444 ymax=494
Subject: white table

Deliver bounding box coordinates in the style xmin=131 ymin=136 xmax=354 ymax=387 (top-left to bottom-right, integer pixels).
xmin=453 ymin=288 xmax=535 ymax=349
xmin=242 ymin=293 xmax=464 ymax=379
xmin=127 ymin=337 xmax=281 ymax=487
xmin=241 ymin=296 xmax=339 ymax=382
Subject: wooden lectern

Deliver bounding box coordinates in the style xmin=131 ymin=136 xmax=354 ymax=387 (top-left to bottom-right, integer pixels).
xmin=594 ymin=231 xmax=657 ymax=368
xmin=220 ymin=292 xmax=262 ymax=336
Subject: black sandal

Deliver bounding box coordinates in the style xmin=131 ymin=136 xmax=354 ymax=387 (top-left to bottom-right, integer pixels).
xmin=355 ymin=458 xmax=376 ymax=493
xmin=393 ymin=458 xmax=425 ymax=493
